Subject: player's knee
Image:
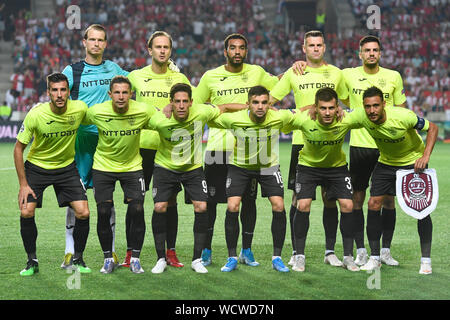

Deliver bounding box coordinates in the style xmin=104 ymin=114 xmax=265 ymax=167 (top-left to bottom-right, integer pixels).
xmin=167 ymin=194 xmax=177 ymax=206
xmin=352 ymin=190 xmax=365 ymax=209
xmin=338 ymin=199 xmax=353 ymax=213
xmin=73 ymin=202 xmax=90 ymax=220
xmin=297 ymin=200 xmax=311 ymax=212
xmin=270 ymin=198 xmax=285 ymax=212
xmin=227 ymin=202 xmax=240 ymax=213
xmin=382 ymin=196 xmax=395 ymax=209
xmin=154 ymin=202 xmax=168 ymax=213
xmin=193 ymin=201 xmax=207 ymax=213
xmin=368 ymin=197 xmax=382 ymax=211
xmin=20 ymin=209 xmax=35 ymax=219
xmin=128 ymin=199 xmax=144 ymax=215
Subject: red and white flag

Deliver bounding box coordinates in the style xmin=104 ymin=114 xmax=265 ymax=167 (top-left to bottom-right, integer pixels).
xmin=396 ymin=169 xmax=438 ymax=220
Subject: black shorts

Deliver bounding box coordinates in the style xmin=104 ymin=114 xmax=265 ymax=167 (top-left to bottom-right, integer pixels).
xmin=349 ymin=146 xmax=380 ymax=191
xmin=295 ymin=165 xmax=353 ymax=200
xmin=370 ymin=162 xmax=415 ymax=197
xmin=24 ymin=161 xmax=87 ymax=208
xmin=226 ymin=165 xmax=284 ymax=198
xmin=92 ymin=169 xmax=145 ymax=204
xmin=204 ymin=151 xmax=258 ymax=203
xmin=288 ymin=144 xmax=304 ymax=190
xmin=152 ymin=166 xmax=208 ymax=203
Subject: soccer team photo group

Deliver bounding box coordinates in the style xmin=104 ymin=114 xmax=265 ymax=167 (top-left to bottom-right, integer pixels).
xmin=1 ymin=0 xmax=449 ymax=302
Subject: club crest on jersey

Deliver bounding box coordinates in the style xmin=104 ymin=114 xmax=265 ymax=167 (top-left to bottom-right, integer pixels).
xmin=67 ymin=115 xmax=76 ymax=126
xmin=378 ymin=78 xmax=386 ymax=88
xmin=241 ymin=73 xmax=248 ymax=83
xmin=396 ymin=169 xmax=438 ymax=220
xmin=322 ymin=70 xmax=330 ymax=79
xmin=127 ymin=116 xmax=136 ymax=126
xmin=165 ymin=76 xmax=173 ymax=87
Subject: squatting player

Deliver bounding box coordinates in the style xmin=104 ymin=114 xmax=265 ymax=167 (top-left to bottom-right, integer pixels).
xmin=126 ymin=31 xmax=191 ymax=268
xmin=354 ymin=87 xmax=437 ymax=275
xmin=82 ymin=76 xmax=156 ymax=274
xmin=148 ymin=83 xmax=247 ymax=274
xmin=194 ymin=33 xmax=279 ymax=267
xmin=284 ymin=87 xmax=360 ymax=272
xmin=211 ymin=86 xmax=294 ymax=273
xmin=61 ymin=24 xmax=128 ymax=269
xmin=270 ymin=30 xmax=349 ymax=268
xmin=14 ymin=73 xmax=90 ymax=276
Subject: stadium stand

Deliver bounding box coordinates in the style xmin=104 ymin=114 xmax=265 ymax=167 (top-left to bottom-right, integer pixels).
xmin=2 ymin=0 xmax=449 ymax=121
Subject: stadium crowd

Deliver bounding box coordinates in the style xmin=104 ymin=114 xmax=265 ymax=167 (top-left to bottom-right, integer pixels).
xmin=4 ymin=0 xmax=449 ymax=117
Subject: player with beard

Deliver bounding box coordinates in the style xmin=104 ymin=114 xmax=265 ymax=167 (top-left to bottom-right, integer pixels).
xmin=194 ymin=33 xmax=279 ymax=268
xmin=341 ymin=36 xmax=406 ymax=267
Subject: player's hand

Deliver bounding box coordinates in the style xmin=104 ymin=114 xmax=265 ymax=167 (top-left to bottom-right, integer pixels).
xmin=168 ymin=59 xmax=180 ymax=72
xmin=18 ymin=185 xmax=36 ymax=210
xmin=336 ymin=106 xmax=345 ymax=122
xmin=414 ymin=155 xmax=429 ymax=173
xmin=163 ymin=103 xmax=173 ymax=119
xmin=292 ymin=60 xmax=307 ymax=75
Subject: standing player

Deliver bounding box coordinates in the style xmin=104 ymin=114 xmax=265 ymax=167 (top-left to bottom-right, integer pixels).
xmin=14 ymin=73 xmax=90 ymax=276
xmin=126 ymin=31 xmax=190 ymax=268
xmin=211 ymin=86 xmax=294 ymax=273
xmin=82 ymin=76 xmax=156 ymax=274
xmin=270 ymin=30 xmax=348 ymax=268
xmin=353 ymin=87 xmax=437 ymax=274
xmin=148 ymin=83 xmax=246 ymax=274
xmin=286 ymin=87 xmax=360 ymax=272
xmin=61 ymin=24 xmax=129 ymax=269
xmin=194 ymin=33 xmax=279 ymax=267
xmin=341 ymin=36 xmax=407 ymax=266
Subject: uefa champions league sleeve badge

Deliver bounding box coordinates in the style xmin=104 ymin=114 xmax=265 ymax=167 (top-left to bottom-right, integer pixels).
xmin=396 ymin=168 xmax=439 ymax=220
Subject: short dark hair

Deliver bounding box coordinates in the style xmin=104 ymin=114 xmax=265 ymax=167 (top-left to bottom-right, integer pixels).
xmin=224 ymin=33 xmax=248 ymax=50
xmin=147 ymin=30 xmax=173 ymax=49
xmin=83 ymin=24 xmax=107 ymax=41
xmin=363 ymin=86 xmax=384 ymax=101
xmin=315 ymin=87 xmax=338 ymax=106
xmin=248 ymin=85 xmax=269 ymax=101
xmin=109 ymin=75 xmax=131 ymax=91
xmin=359 ymin=35 xmax=382 ymax=50
xmin=304 ymin=30 xmax=324 ymax=45
xmin=47 ymin=72 xmax=69 ymax=89
xmin=170 ymin=83 xmax=192 ymax=100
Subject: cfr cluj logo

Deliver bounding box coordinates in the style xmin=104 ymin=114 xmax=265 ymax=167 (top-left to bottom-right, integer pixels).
xmin=396 ymin=169 xmax=439 ymax=220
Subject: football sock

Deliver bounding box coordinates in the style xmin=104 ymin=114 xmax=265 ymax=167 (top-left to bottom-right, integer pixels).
xmin=151 ymin=210 xmax=167 ymax=260
xmin=128 ymin=200 xmax=145 ymax=254
xmin=240 ymin=198 xmax=256 ymax=249
xmin=65 ymin=206 xmax=75 ymax=254
xmin=73 ymin=217 xmax=89 ymax=259
xmin=418 ymin=215 xmax=432 ymax=258
xmin=323 ymin=206 xmax=338 ymax=252
xmin=293 ymin=210 xmax=310 ymax=255
xmin=225 ymin=210 xmax=239 ymax=257
xmin=366 ymin=209 xmax=382 ymax=256
xmin=272 ymin=210 xmax=287 ymax=257
xmin=110 ymin=205 xmax=116 ymax=252
xmin=96 ymin=202 xmax=113 ymax=255
xmin=340 ymin=211 xmax=354 ymax=257
xmin=381 ymin=207 xmax=396 ymax=248
xmin=20 ymin=216 xmax=38 ymax=260
xmin=166 ymin=205 xmax=178 ymax=250
xmin=289 ymin=205 xmax=297 ymax=254
xmin=353 ymin=208 xmax=365 ymax=249
xmin=125 ymin=204 xmax=132 ymax=251
xmin=193 ymin=211 xmax=208 ymax=260
xmin=205 ymin=201 xmax=217 ymax=250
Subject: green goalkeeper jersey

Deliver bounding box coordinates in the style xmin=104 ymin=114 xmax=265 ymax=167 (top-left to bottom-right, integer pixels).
xmin=342 ymin=66 xmax=406 ymax=148
xmin=16 ymin=100 xmax=88 ymax=170
xmin=127 ymin=65 xmax=191 ymax=150
xmin=83 ymin=100 xmax=156 ymax=172
xmin=193 ymin=63 xmax=278 ymax=151
xmin=148 ymin=104 xmax=221 ymax=172
xmin=270 ymin=64 xmax=348 ymax=145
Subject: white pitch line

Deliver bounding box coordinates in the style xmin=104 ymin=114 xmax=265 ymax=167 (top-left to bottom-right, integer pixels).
xmin=0 ymin=167 xmax=14 ymax=171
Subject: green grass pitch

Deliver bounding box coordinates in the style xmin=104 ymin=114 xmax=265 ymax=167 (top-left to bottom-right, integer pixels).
xmin=0 ymin=142 xmax=449 ymax=300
